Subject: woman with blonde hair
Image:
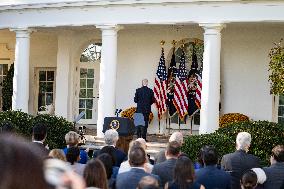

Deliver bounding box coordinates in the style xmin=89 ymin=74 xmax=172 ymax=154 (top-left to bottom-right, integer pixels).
xmin=63 ymin=131 xmax=88 ymax=164
xmin=49 ymin=149 xmax=67 ymax=161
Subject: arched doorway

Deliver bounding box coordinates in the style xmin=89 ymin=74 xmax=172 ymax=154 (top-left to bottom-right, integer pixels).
xmin=77 ymin=43 xmax=101 ymax=124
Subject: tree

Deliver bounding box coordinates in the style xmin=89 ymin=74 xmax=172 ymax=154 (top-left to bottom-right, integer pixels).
xmin=2 ymin=63 xmax=14 ymax=110
xmin=269 ymin=39 xmax=284 ymax=95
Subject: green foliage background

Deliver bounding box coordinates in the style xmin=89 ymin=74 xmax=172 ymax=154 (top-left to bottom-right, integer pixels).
xmin=2 ymin=64 xmax=14 ymax=110
xmin=269 ymin=40 xmax=284 ymax=95
xmin=182 ymin=121 xmax=284 ymax=166
xmin=0 ymin=111 xmax=74 ymax=149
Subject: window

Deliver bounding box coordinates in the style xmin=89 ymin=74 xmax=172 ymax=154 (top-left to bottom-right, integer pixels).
xmin=80 ymin=43 xmax=102 ymax=62
xmin=278 ymin=95 xmax=284 ymax=124
xmin=37 ymin=70 xmax=55 ymax=111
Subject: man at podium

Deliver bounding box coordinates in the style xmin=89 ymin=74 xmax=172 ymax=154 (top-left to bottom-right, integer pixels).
xmin=134 ymin=79 xmax=155 ymax=141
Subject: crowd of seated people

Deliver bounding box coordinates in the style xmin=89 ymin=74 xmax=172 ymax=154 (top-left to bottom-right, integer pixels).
xmin=2 ymin=122 xmax=284 ymax=189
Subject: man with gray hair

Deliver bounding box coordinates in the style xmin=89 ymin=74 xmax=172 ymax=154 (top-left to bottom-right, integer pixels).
xmin=221 ymin=132 xmax=260 ymax=189
xmin=154 ymin=132 xmax=183 ymax=164
xmin=93 ymin=129 xmax=126 ymax=166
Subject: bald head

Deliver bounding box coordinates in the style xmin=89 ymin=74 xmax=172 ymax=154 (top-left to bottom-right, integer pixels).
xmin=142 ymin=79 xmax=148 ymax=86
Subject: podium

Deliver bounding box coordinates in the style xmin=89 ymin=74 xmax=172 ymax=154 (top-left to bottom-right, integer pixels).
xmin=103 ymin=117 xmax=135 ymax=153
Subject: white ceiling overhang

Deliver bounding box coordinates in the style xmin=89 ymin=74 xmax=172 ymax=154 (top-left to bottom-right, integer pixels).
xmin=0 ymin=0 xmax=284 ymax=29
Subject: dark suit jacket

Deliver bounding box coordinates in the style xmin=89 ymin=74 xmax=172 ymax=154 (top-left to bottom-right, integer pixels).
xmin=134 ymin=86 xmax=155 ymax=114
xmin=31 ymin=141 xmax=49 ymax=158
xmin=93 ymin=146 xmax=126 ymax=167
xmin=116 ymin=168 xmax=159 ymax=189
xmin=195 ymin=165 xmax=231 ymax=189
xmin=152 ymin=158 xmax=177 ymax=187
xmin=263 ymin=162 xmax=284 ymax=189
xmin=221 ymin=150 xmax=260 ymax=189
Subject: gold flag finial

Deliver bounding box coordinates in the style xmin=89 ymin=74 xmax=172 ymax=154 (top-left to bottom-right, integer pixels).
xmin=160 ymin=40 xmax=165 ymax=46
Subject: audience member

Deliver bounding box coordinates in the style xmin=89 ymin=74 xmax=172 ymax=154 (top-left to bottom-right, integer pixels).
xmin=119 ymin=138 xmax=153 ymax=174
xmin=154 ymin=132 xmax=183 ymax=164
xmin=93 ymin=129 xmax=126 ymax=167
xmin=165 ymin=156 xmax=204 ymax=189
xmin=0 ymin=121 xmax=15 ymax=134
xmin=251 ymin=168 xmax=266 ymax=189
xmin=195 ymin=145 xmax=231 ymax=189
xmin=116 ymin=146 xmax=159 ymax=189
xmin=97 ymin=153 xmax=116 ymax=189
xmin=263 ymin=145 xmax=284 ymax=189
xmin=32 ymin=122 xmax=49 ymax=157
xmin=137 ymin=176 xmax=159 ymax=189
xmin=63 ymin=131 xmax=88 ymax=164
xmin=84 ymin=159 xmax=109 ymax=189
xmin=49 ymin=149 xmax=67 ymax=161
xmin=240 ymin=170 xmax=257 ymax=189
xmin=44 ymin=158 xmax=86 ymax=189
xmin=66 ymin=146 xmax=85 ymax=176
xmin=221 ymin=132 xmax=260 ymax=189
xmin=0 ymin=134 xmax=50 ymax=189
xmin=151 ymin=141 xmax=181 ymax=187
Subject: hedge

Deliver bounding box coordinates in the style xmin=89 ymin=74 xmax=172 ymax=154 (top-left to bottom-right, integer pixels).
xmin=0 ymin=110 xmax=74 ymax=149
xmin=181 ymin=121 xmax=284 ymax=166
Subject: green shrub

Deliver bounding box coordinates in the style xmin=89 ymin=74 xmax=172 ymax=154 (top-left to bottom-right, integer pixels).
xmin=33 ymin=114 xmax=74 ymax=149
xmin=2 ymin=64 xmax=14 ymax=111
xmin=0 ymin=110 xmax=74 ymax=149
xmin=182 ymin=121 xmax=284 ymax=166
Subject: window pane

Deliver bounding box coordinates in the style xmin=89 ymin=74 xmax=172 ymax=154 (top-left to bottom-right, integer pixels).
xmin=0 ymin=65 xmax=3 ymax=75
xmin=278 ymin=117 xmax=284 ymax=124
xmin=47 ymin=71 xmax=54 ymax=81
xmin=87 ymin=89 xmax=93 ymax=98
xmin=79 ymin=99 xmax=86 ymax=108
xmin=87 ymin=69 xmax=94 ymax=78
xmin=79 ymin=89 xmax=86 ymax=98
xmin=86 ymin=109 xmax=92 ymax=119
xmin=279 ymin=106 xmax=284 ymax=117
xmin=3 ymin=64 xmax=8 ymax=75
xmin=79 ymin=109 xmax=86 ymax=119
xmin=80 ymin=68 xmax=87 ymax=78
xmin=39 ymin=71 xmax=46 ymax=81
xmin=280 ymin=95 xmax=284 ymax=105
xmin=194 ymin=111 xmax=200 ymax=125
xmin=87 ymin=79 xmax=94 ymax=88
xmin=80 ymin=79 xmax=86 ymax=88
xmin=46 ymin=93 xmax=53 ymax=105
xmin=170 ymin=114 xmax=179 ymax=124
xmin=86 ymin=99 xmax=93 ymax=109
xmin=38 ymin=93 xmax=45 ymax=110
xmin=0 ymin=76 xmax=2 ymax=84
xmin=39 ymin=82 xmax=47 ymax=93
xmin=46 ymin=82 xmax=53 ymax=92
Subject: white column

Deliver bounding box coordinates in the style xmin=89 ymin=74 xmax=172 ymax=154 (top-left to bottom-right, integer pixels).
xmin=199 ymin=23 xmax=225 ymax=134
xmin=10 ymin=28 xmax=33 ymax=113
xmin=55 ymin=33 xmax=72 ymax=119
xmin=96 ymin=25 xmax=120 ymax=137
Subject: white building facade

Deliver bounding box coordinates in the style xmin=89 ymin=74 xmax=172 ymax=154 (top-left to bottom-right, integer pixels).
xmin=0 ymin=0 xmax=284 ymax=136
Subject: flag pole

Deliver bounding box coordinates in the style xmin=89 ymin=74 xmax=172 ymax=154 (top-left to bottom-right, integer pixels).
xmin=190 ymin=116 xmax=193 ymax=135
xmin=178 ymin=117 xmax=181 ymax=132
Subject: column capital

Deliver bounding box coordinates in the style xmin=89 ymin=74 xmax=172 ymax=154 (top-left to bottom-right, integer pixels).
xmin=10 ymin=28 xmax=36 ymax=38
xmin=199 ymin=23 xmax=226 ymax=35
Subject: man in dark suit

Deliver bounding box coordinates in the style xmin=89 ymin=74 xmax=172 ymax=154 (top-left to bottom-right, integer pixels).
xmin=263 ymin=145 xmax=284 ymax=189
xmin=221 ymin=132 xmax=260 ymax=189
xmin=196 ymin=145 xmax=231 ymax=189
xmin=93 ymin=129 xmax=126 ymax=167
xmin=151 ymin=141 xmax=180 ymax=187
xmin=116 ymin=146 xmax=160 ymax=189
xmin=31 ymin=122 xmax=49 ymax=158
xmin=134 ymin=79 xmax=155 ymax=141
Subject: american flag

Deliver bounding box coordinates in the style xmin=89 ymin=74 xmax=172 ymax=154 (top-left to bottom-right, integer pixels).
xmin=154 ymin=48 xmax=168 ymax=120
xmin=195 ymin=70 xmax=202 ymax=109
xmin=173 ymin=50 xmax=189 ymax=120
